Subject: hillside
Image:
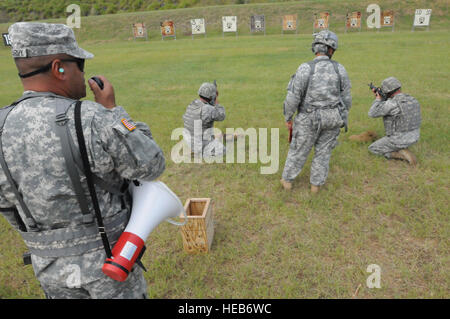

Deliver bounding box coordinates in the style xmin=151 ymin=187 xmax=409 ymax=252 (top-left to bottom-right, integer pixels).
xmin=1 ymin=0 xmax=448 ymax=43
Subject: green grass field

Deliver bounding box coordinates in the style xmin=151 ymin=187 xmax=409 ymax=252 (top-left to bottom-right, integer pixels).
xmin=0 ymin=1 xmax=449 ymax=299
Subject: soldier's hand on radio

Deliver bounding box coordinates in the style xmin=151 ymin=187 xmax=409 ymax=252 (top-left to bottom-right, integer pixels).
xmin=88 ymin=75 xmax=116 ymax=109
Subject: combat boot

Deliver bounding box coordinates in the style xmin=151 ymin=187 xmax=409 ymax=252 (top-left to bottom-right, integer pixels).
xmin=310 ymin=185 xmax=320 ymax=194
xmin=280 ymin=179 xmax=292 ymax=190
xmin=390 ymin=149 xmax=417 ymax=166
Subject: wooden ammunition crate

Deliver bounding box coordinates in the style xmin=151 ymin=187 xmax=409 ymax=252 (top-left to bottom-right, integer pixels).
xmin=180 ymin=198 xmax=214 ymax=253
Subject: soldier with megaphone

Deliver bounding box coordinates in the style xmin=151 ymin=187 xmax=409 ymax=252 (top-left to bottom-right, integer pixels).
xmin=0 ymin=22 xmax=166 ymax=299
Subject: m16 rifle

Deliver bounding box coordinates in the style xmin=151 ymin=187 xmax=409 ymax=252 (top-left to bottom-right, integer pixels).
xmin=214 ymin=80 xmax=219 ymax=104
xmin=368 ymin=82 xmax=387 ymax=100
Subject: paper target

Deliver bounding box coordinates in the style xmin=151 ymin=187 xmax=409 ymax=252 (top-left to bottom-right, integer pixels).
xmin=222 ymin=16 xmax=237 ymax=32
xmin=191 ymin=18 xmax=206 ymax=35
xmin=413 ymin=9 xmax=432 ymax=26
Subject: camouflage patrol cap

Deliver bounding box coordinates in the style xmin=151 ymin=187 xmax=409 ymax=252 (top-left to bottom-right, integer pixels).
xmin=198 ymin=82 xmax=217 ymax=100
xmin=381 ymin=77 xmax=401 ymax=94
xmin=312 ymin=30 xmax=338 ymax=50
xmin=8 ymin=22 xmax=94 ymax=59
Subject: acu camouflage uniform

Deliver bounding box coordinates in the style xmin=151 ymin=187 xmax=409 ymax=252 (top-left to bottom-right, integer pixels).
xmin=0 ymin=23 xmax=165 ymax=299
xmin=182 ymin=83 xmax=226 ymax=157
xmin=368 ymin=78 xmax=421 ymax=158
xmin=282 ymin=54 xmax=352 ymax=186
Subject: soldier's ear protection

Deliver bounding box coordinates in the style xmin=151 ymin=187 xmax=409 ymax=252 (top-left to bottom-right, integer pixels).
xmin=55 ymin=59 xmax=64 ymax=73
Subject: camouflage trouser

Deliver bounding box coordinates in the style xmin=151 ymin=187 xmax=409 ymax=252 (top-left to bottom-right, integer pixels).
xmin=41 ymin=268 xmax=147 ymax=299
xmin=282 ymin=113 xmax=340 ymax=186
xmin=40 ymin=265 xmax=148 ymax=299
xmin=31 ymin=248 xmax=148 ymax=299
xmin=368 ymin=136 xmax=416 ymax=158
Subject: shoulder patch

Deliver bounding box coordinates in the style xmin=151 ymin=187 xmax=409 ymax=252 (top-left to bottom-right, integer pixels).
xmin=121 ymin=118 xmax=136 ymax=132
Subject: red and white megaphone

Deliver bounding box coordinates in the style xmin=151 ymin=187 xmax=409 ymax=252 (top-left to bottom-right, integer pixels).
xmin=102 ymin=181 xmax=186 ymax=282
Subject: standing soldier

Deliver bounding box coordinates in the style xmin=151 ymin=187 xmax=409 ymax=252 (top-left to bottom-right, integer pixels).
xmin=367 ymin=77 xmax=420 ymax=165
xmin=183 ymin=82 xmax=226 ymax=157
xmin=0 ymin=22 xmax=165 ymax=298
xmin=280 ymin=30 xmax=352 ymax=193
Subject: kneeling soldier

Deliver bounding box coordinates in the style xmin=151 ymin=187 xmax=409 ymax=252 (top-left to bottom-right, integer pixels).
xmin=183 ymin=82 xmax=226 ymax=157
xmin=368 ymin=77 xmax=421 ymax=166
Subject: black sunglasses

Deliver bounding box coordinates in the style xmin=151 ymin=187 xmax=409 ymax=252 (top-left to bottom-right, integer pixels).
xmin=18 ymin=58 xmax=85 ymax=78
xmin=61 ymin=58 xmax=85 ymax=72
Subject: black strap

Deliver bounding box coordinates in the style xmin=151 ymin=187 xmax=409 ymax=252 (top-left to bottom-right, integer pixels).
xmin=103 ymin=260 xmax=129 ymax=275
xmin=135 ymin=245 xmax=147 ymax=272
xmin=74 ymin=101 xmax=112 ymax=258
xmin=18 ymin=61 xmax=52 ymax=78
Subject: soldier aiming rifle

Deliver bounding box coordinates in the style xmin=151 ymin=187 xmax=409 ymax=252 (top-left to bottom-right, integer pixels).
xmin=367 ymin=77 xmax=421 ymax=165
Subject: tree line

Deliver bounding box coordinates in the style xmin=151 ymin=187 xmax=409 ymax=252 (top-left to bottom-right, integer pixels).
xmin=0 ymin=0 xmax=285 ymax=23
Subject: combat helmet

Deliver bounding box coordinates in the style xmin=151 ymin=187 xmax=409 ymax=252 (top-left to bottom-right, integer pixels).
xmin=198 ymin=82 xmax=217 ymax=103
xmin=381 ymin=77 xmax=401 ymax=95
xmin=312 ymin=30 xmax=338 ymax=51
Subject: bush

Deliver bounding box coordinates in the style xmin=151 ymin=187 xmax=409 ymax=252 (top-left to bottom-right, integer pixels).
xmin=147 ymin=2 xmax=161 ymax=11
xmin=106 ymin=4 xmax=118 ymax=14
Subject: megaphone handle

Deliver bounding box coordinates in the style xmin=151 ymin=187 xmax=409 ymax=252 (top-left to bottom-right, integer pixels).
xmin=166 ymin=208 xmax=188 ymax=226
